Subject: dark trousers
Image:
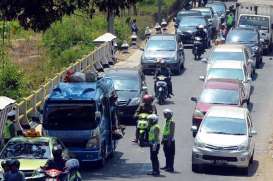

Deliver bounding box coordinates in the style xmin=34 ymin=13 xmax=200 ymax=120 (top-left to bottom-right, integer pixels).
xmin=150 ymin=144 xmax=160 ymax=174
xmin=163 ymin=141 xmax=175 ymax=170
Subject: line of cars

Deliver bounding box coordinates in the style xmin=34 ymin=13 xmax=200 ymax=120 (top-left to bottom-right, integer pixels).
xmin=188 ymin=4 xmax=267 ymax=174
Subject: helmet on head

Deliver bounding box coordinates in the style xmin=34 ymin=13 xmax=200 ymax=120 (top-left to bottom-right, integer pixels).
xmin=143 ymin=94 xmax=154 ymax=104
xmin=147 ymin=114 xmax=159 ymax=125
xmin=7 ymin=110 xmax=16 ymax=121
xmin=65 ymin=159 xmax=80 ymax=171
xmin=52 ymin=145 xmax=63 ymax=159
xmin=197 ymin=25 xmax=204 ymax=30
xmin=163 ymin=109 xmax=173 ymax=119
xmin=9 ymin=159 xmax=20 ymax=169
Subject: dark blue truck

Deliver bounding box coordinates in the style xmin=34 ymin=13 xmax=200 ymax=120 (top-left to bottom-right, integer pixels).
xmin=42 ymin=77 xmax=119 ymax=166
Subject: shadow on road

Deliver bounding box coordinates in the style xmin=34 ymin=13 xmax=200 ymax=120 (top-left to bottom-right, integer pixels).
xmin=200 ymin=160 xmax=259 ymax=177
xmin=81 ymin=151 xmax=152 ymax=180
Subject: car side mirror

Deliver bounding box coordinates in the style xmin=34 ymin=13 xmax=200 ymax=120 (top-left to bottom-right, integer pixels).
xmin=201 ymin=58 xmax=208 ymax=63
xmin=190 ymin=97 xmax=198 ymax=102
xmin=199 ymin=75 xmax=205 ymax=81
xmin=191 ymin=126 xmax=198 ymax=132
xmin=250 ymin=129 xmax=257 ymax=137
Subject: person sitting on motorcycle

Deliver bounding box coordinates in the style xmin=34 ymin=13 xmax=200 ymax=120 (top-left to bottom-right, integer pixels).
xmin=42 ymin=145 xmax=66 ymax=172
xmin=154 ymin=60 xmax=173 ymax=97
xmin=193 ymin=25 xmax=207 ymax=51
xmin=132 ymin=94 xmax=157 ymax=143
xmin=65 ymin=159 xmax=82 ymax=181
xmin=4 ymin=159 xmax=25 ymax=181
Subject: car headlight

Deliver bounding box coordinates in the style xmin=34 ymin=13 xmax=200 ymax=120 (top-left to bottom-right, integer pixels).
xmin=129 ymin=97 xmax=140 ymax=106
xmin=193 ymin=109 xmax=204 ymax=119
xmin=194 ymin=140 xmax=205 ymax=148
xmin=238 ymin=144 xmax=248 ymax=151
xmin=86 ymin=128 xmax=100 ymax=148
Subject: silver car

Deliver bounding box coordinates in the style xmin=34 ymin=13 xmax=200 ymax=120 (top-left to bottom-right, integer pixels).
xmin=191 ymin=106 xmax=257 ymax=174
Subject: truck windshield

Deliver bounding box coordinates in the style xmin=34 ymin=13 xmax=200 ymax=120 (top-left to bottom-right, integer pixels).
xmin=44 ymin=104 xmax=97 ymax=130
xmin=239 ymin=16 xmax=269 ymax=30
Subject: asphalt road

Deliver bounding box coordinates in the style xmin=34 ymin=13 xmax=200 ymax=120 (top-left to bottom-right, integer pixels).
xmin=82 ymin=44 xmax=273 ymax=180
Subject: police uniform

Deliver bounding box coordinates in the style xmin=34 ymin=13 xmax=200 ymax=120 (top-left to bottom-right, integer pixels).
xmin=3 ymin=119 xmax=15 ymax=143
xmin=162 ymin=118 xmax=175 ymax=172
xmin=148 ymin=123 xmax=160 ymax=175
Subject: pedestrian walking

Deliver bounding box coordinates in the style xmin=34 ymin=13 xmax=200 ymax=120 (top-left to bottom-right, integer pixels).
xmin=161 ymin=109 xmax=175 ymax=173
xmin=3 ymin=110 xmax=16 ymax=144
xmin=147 ymin=114 xmax=160 ymax=176
xmin=131 ymin=19 xmax=139 ymax=34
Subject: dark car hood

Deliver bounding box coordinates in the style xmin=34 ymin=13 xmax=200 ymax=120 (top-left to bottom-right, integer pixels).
xmin=179 ymin=26 xmax=197 ymax=33
xmin=117 ymin=91 xmax=140 ymax=103
xmin=144 ymin=50 xmax=176 ymax=59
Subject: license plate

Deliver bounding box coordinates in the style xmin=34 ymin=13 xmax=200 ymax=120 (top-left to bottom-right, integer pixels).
xmin=214 ymin=160 xmax=227 ymax=165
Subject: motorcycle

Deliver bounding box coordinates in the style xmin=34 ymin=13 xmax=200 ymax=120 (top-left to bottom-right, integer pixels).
xmin=192 ymin=36 xmax=204 ymax=60
xmin=155 ymin=75 xmax=169 ymax=105
xmin=137 ymin=113 xmax=150 ymax=147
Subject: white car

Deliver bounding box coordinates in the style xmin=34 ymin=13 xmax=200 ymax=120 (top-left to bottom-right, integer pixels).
xmin=191 ymin=106 xmax=257 ymax=174
xmin=203 ymin=44 xmax=255 ymax=77
xmin=192 ymin=7 xmax=219 ymax=32
xmin=200 ymin=61 xmax=252 ymax=103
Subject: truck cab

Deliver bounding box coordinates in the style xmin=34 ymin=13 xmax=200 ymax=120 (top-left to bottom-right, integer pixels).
xmin=43 ymin=76 xmax=119 ymax=166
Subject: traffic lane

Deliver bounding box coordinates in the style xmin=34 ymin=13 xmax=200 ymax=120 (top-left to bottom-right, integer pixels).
xmin=82 ymin=49 xmax=273 ymax=180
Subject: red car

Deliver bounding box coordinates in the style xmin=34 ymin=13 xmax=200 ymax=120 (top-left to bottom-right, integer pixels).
xmin=190 ymin=79 xmax=247 ymax=137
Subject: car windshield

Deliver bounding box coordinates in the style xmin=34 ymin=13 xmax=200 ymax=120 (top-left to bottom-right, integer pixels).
xmin=206 ymin=4 xmax=225 ymax=14
xmin=44 ymin=104 xmax=97 ymax=130
xmin=146 ymin=40 xmax=176 ymax=51
xmin=211 ymin=51 xmax=245 ymax=61
xmin=0 ymin=141 xmax=51 ymax=159
xmin=201 ymin=116 xmax=247 ymax=135
xmin=200 ymin=89 xmax=239 ymax=105
xmin=112 ymin=77 xmax=140 ymax=91
xmin=177 ymin=12 xmax=201 ymax=22
xmin=198 ymin=10 xmax=212 ymax=18
xmin=226 ymin=31 xmax=258 ymax=43
xmin=179 ymin=17 xmax=206 ymax=27
xmin=207 ymin=68 xmax=244 ymax=81
xmin=239 ymin=16 xmax=269 ymax=30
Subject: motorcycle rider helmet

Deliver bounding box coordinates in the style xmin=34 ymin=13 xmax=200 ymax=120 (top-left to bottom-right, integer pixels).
xmin=65 ymin=159 xmax=80 ymax=171
xmin=147 ymin=114 xmax=159 ymax=125
xmin=143 ymin=94 xmax=154 ymax=104
xmin=163 ymin=109 xmax=173 ymax=119
xmin=9 ymin=159 xmax=20 ymax=169
xmin=52 ymin=145 xmax=63 ymax=159
xmin=7 ymin=110 xmax=16 ymax=121
xmin=197 ymin=24 xmax=204 ymax=30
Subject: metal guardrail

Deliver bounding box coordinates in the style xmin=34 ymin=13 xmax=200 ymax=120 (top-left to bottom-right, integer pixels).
xmin=15 ymin=42 xmax=113 ymax=126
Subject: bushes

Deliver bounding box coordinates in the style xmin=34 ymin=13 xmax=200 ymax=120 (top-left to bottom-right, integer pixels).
xmin=0 ymin=60 xmax=28 ymax=100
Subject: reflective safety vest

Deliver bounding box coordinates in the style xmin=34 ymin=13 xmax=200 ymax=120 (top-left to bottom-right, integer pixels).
xmin=227 ymin=15 xmax=233 ymax=26
xmin=163 ymin=119 xmax=174 ymax=139
xmin=148 ymin=124 xmax=160 ymax=143
xmin=68 ymin=171 xmax=82 ymax=181
xmin=3 ymin=120 xmax=12 ymax=139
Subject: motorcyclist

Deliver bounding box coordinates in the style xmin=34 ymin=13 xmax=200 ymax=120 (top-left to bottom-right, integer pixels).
xmin=193 ymin=24 xmax=207 ymax=52
xmin=154 ymin=60 xmax=173 ymax=97
xmin=4 ymin=159 xmax=25 ymax=181
xmin=42 ymin=145 xmax=66 ymax=171
xmin=132 ymin=94 xmax=157 ymax=143
xmin=65 ymin=159 xmax=82 ymax=181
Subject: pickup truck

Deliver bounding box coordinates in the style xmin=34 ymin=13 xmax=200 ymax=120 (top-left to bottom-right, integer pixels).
xmin=236 ymin=0 xmax=273 ymax=53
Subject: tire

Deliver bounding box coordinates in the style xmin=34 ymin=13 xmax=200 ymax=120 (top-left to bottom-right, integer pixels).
xmin=192 ymin=131 xmax=197 ymax=137
xmin=181 ymin=61 xmax=184 ymax=69
xmin=98 ymin=144 xmax=106 ymax=168
xmin=192 ymin=164 xmax=202 ymax=173
xmin=194 ymin=54 xmax=198 ymax=61
xmin=250 ymin=151 xmax=254 ymax=164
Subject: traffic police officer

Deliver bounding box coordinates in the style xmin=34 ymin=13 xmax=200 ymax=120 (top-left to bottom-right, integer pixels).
xmin=147 ymin=114 xmax=160 ymax=176
xmin=161 ymin=109 xmax=175 ymax=172
xmin=3 ymin=110 xmax=16 ymax=144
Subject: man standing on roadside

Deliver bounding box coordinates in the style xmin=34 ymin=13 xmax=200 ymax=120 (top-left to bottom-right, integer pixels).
xmin=3 ymin=111 xmax=16 ymax=144
xmin=161 ymin=109 xmax=175 ymax=173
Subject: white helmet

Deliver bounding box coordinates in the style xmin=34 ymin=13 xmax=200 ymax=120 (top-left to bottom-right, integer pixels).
xmin=197 ymin=24 xmax=204 ymax=29
xmin=163 ymin=109 xmax=173 ymax=119
xmin=147 ymin=114 xmax=159 ymax=124
xmin=65 ymin=159 xmax=80 ymax=171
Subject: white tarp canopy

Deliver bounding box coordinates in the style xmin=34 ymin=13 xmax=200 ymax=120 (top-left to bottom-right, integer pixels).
xmin=93 ymin=33 xmax=117 ymax=42
xmin=0 ymin=96 xmax=15 ymax=110
xmin=237 ymin=0 xmax=273 ymax=6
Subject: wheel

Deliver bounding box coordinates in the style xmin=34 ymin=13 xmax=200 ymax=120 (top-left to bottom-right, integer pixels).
xmin=192 ymin=131 xmax=197 ymax=137
xmin=98 ymin=144 xmax=106 ymax=168
xmin=241 ymin=166 xmax=249 ymax=175
xmin=192 ymin=164 xmax=202 ymax=173
xmin=181 ymin=62 xmax=184 ymax=69
xmin=250 ymin=151 xmax=254 ymax=164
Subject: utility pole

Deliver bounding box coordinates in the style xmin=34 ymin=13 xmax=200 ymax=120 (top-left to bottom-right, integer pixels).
xmin=157 ymin=0 xmax=162 ymax=23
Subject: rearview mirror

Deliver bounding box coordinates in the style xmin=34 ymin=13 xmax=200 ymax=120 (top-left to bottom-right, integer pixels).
xmin=190 ymin=97 xmax=197 ymax=102
xmin=191 ymin=126 xmax=198 ymax=132
xmin=199 ymin=75 xmax=205 ymax=81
